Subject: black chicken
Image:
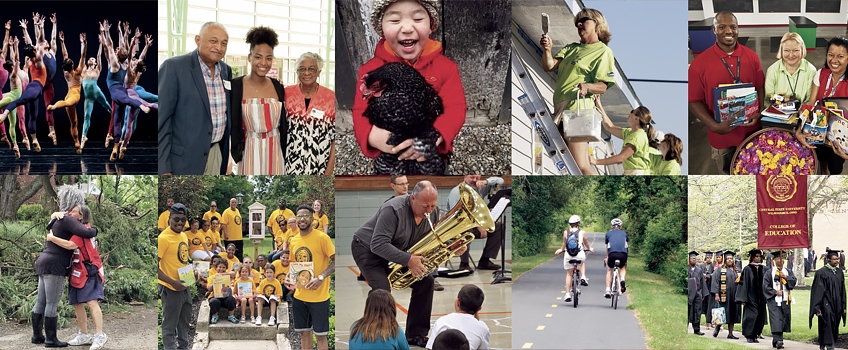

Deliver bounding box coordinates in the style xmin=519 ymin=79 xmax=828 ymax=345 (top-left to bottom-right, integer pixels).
xmin=361 ymin=62 xmax=445 ymax=175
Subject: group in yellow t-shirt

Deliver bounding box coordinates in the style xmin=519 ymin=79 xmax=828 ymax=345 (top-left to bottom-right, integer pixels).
xmin=157 ymin=227 xmax=190 ymax=291
xmin=288 ymin=229 xmax=335 ymax=303
xmin=220 ymin=207 xmax=243 ymax=241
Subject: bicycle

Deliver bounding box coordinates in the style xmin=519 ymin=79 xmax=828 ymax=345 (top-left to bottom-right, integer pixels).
xmin=609 ymin=259 xmax=621 ymax=309
xmin=563 ymin=249 xmax=590 ymax=308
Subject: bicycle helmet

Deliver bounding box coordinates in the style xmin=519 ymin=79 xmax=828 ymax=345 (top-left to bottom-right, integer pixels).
xmin=611 ymin=218 xmax=623 ymax=226
xmin=568 ymin=215 xmax=581 ymax=224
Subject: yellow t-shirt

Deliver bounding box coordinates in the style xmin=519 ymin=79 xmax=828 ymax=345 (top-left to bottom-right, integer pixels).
xmin=184 ymin=229 xmax=208 ymax=254
xmin=257 ymin=278 xmax=283 ymax=299
xmin=235 ymin=277 xmax=255 ymax=297
xmin=203 ymin=210 xmax=221 ymax=223
xmin=267 ymin=208 xmax=295 ymax=237
xmin=289 ymin=229 xmax=335 ymax=303
xmin=158 ymin=210 xmax=189 ymax=230
xmin=158 ymin=227 xmax=189 ymax=291
xmin=218 ymin=252 xmax=240 ymax=271
xmin=311 ymin=213 xmax=329 ymax=231
xmin=202 ymin=229 xmax=220 ymax=247
xmin=254 ymin=268 xmax=264 ymax=286
xmin=220 ymin=208 xmax=243 ymax=241
xmin=271 ymin=260 xmax=291 ymax=286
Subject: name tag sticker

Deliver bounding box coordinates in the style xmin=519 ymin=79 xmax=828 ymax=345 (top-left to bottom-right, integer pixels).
xmin=310 ymin=108 xmax=325 ymax=120
xmin=222 ymin=80 xmax=231 ymax=90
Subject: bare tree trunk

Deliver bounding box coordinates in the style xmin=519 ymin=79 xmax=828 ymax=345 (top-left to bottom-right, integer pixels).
xmin=0 ymin=175 xmax=46 ymax=221
xmin=114 ymin=176 xmax=122 ymax=205
xmin=41 ymin=176 xmax=58 ymax=213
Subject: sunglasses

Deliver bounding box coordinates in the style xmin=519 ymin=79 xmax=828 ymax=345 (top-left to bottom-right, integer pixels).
xmin=576 ymin=17 xmax=593 ymax=24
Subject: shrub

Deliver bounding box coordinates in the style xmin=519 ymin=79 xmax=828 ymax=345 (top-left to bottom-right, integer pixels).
xmin=17 ymin=203 xmax=43 ymax=221
xmin=105 ymin=268 xmax=156 ymax=303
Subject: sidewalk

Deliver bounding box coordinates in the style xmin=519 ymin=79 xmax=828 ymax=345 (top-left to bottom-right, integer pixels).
xmin=688 ymin=324 xmax=821 ymax=349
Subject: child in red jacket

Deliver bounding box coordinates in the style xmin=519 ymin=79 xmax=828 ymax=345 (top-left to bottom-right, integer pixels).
xmin=352 ymin=0 xmax=467 ymax=170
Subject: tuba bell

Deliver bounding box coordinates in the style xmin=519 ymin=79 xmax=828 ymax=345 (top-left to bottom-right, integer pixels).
xmin=388 ymin=182 xmax=495 ymax=290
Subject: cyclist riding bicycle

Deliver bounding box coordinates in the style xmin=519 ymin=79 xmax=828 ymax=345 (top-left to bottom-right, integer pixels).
xmin=604 ymin=218 xmax=629 ymax=299
xmin=555 ymin=215 xmax=594 ymax=302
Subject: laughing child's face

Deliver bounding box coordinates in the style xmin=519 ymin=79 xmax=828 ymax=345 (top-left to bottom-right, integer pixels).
xmin=381 ymin=0 xmax=432 ymax=64
xmin=215 ymin=262 xmax=228 ymax=273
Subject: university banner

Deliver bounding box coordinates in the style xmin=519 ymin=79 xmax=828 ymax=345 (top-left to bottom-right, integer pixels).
xmin=756 ymin=175 xmax=809 ymax=249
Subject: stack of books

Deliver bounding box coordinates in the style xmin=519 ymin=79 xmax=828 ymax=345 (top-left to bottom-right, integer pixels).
xmin=714 ymin=84 xmax=758 ymax=127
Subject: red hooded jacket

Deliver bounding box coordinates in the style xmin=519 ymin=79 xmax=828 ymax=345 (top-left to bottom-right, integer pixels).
xmin=353 ymin=38 xmax=467 ymax=158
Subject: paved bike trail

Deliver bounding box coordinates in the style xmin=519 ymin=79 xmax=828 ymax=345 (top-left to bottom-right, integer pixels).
xmin=512 ymin=232 xmax=647 ymax=349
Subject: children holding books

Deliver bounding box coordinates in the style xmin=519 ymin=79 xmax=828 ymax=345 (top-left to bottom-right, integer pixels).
xmin=256 ymin=265 xmax=283 ymax=326
xmin=591 ymin=96 xmax=655 ymax=174
xmin=352 ymin=0 xmax=467 ymax=173
xmin=207 ymin=260 xmax=237 ymax=324
xmin=236 ymin=265 xmax=256 ymax=323
xmin=272 ymin=250 xmax=295 ymax=302
xmin=218 ymin=243 xmax=240 ymax=274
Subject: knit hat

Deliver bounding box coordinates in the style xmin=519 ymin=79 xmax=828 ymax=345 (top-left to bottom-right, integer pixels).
xmin=370 ymin=0 xmax=439 ymax=38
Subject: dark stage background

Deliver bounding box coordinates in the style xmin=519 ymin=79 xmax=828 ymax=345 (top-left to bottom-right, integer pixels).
xmin=2 ymin=1 xmax=157 ymax=145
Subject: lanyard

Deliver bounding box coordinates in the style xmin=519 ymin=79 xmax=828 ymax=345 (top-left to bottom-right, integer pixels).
xmin=721 ymin=56 xmax=741 ymax=84
xmin=786 ymin=71 xmax=800 ymax=98
xmin=824 ymin=72 xmax=845 ymax=98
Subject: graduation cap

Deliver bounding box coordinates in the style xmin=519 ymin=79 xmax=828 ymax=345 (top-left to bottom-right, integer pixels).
xmin=723 ymin=250 xmax=735 ymax=257
xmin=826 ymin=249 xmax=843 ymax=259
xmin=689 ymin=251 xmax=699 ymax=258
xmin=748 ymin=248 xmax=762 ymax=257
xmin=705 ymin=251 xmax=714 ymax=257
xmin=771 ymin=250 xmax=786 ymax=258
xmin=715 ymin=249 xmax=725 ymax=256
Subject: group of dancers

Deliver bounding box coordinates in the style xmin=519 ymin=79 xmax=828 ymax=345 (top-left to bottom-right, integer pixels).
xmin=0 ymin=13 xmax=157 ymax=160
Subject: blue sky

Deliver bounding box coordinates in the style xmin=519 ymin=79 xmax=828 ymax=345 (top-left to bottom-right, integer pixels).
xmin=583 ymin=0 xmax=689 ymax=174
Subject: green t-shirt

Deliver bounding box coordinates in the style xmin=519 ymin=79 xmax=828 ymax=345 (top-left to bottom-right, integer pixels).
xmin=650 ymin=152 xmax=681 ymax=175
xmin=622 ymin=128 xmax=651 ymax=172
xmin=764 ymin=58 xmax=816 ymax=105
xmin=553 ymin=42 xmax=616 ymax=109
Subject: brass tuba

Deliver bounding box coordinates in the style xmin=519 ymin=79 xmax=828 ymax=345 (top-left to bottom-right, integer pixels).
xmin=388 ymin=182 xmax=495 ymax=290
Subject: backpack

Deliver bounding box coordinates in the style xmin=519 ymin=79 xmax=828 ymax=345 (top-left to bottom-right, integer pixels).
xmin=566 ymin=229 xmax=581 ymax=256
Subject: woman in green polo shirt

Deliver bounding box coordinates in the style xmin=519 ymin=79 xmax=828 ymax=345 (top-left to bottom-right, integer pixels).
xmin=765 ymin=33 xmax=816 ymax=106
xmin=650 ymin=133 xmax=683 ymax=175
xmin=591 ymin=96 xmax=654 ymax=174
xmin=540 ymin=8 xmax=616 ymax=175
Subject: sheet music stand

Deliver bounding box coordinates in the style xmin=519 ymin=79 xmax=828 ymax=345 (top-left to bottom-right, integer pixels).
xmin=489 ymin=188 xmax=512 ymax=284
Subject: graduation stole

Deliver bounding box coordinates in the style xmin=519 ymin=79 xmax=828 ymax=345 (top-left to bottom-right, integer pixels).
xmin=774 ymin=267 xmax=792 ymax=304
xmin=719 ymin=267 xmax=728 ymax=303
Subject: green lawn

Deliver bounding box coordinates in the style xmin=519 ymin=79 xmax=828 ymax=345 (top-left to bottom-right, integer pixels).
xmin=512 ymin=235 xmax=559 ymax=280
xmin=624 ymin=255 xmax=689 ymax=350
xmin=241 ymin=236 xmax=276 ymax=260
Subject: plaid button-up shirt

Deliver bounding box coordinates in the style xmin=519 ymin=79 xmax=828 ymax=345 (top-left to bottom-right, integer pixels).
xmin=198 ymin=55 xmax=227 ymax=144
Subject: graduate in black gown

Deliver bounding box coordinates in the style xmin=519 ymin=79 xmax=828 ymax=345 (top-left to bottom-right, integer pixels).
xmin=809 ymin=249 xmax=847 ymax=350
xmin=689 ymin=251 xmax=708 ymax=335
xmin=711 ymin=250 xmax=741 ymax=339
xmin=702 ymin=251 xmax=714 ymax=328
xmin=764 ymin=250 xmax=796 ymax=349
xmin=737 ymin=248 xmax=767 ymax=343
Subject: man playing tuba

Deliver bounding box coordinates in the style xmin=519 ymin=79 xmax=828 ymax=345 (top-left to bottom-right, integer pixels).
xmin=351 ymin=181 xmax=468 ymax=348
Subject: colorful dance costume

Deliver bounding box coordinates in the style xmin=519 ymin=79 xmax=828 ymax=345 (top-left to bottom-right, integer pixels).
xmin=6 ymin=63 xmax=46 ymax=136
xmin=42 ymin=53 xmax=56 ymax=127
xmin=81 ymin=78 xmax=111 ymax=139
xmin=52 ymin=84 xmax=82 ymax=148
xmin=0 ymin=66 xmax=21 ymax=145
xmin=107 ymin=65 xmax=145 ymax=140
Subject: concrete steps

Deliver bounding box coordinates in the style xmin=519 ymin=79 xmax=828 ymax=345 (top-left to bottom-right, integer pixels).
xmin=192 ymin=299 xmax=291 ymax=350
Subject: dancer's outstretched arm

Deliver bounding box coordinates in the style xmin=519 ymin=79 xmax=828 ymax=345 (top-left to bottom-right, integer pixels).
xmin=138 ymin=34 xmax=152 ymax=62
xmin=101 ymin=20 xmax=118 ymax=72
xmin=49 ymin=13 xmax=57 ymax=54
xmin=0 ymin=21 xmax=10 ymax=62
xmin=77 ymin=33 xmax=86 ymax=74
xmin=58 ymin=31 xmax=67 ymax=60
xmin=31 ymin=12 xmax=43 ymax=43
xmin=19 ymin=19 xmax=31 ymax=45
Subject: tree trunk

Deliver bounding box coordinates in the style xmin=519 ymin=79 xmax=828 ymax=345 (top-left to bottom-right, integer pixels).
xmin=41 ymin=176 xmax=58 ymax=213
xmin=0 ymin=175 xmax=46 ymax=221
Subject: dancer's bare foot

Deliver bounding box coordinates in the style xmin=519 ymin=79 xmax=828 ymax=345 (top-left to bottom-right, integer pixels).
xmin=32 ymin=138 xmax=41 ymax=152
xmin=0 ymin=134 xmax=10 ymax=149
xmin=140 ymin=105 xmax=150 ymax=113
xmin=12 ymin=144 xmax=19 ymax=158
xmin=119 ymin=145 xmax=126 ymax=160
xmin=48 ymin=126 xmax=56 ymax=145
xmin=75 ymin=141 xmax=81 ymax=154
xmin=105 ymin=133 xmax=113 ymax=148
xmin=80 ymin=135 xmax=87 ymax=149
xmin=23 ymin=137 xmax=30 ymax=150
